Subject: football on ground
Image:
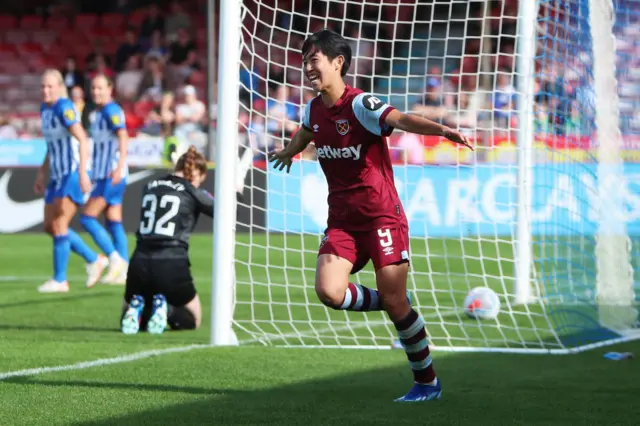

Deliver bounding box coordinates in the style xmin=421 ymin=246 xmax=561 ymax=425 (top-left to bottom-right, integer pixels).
xmin=463 ymin=287 xmax=501 ymax=320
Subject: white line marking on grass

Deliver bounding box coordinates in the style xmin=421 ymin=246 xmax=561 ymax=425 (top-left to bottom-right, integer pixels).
xmin=0 ymin=275 xmax=216 ymax=283
xmin=0 ymin=344 xmax=211 ymax=381
xmin=0 ymin=300 xmax=463 ymax=381
xmin=0 ymin=322 xmax=385 ymax=381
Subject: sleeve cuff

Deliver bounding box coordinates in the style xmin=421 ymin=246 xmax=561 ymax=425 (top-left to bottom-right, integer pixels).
xmin=379 ymin=106 xmax=395 ymax=137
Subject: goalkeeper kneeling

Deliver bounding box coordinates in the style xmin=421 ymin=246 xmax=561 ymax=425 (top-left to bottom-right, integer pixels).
xmin=120 ymin=146 xmax=213 ymax=334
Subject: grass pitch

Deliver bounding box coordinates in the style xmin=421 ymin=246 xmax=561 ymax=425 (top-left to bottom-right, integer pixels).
xmin=0 ymin=233 xmax=639 ymax=425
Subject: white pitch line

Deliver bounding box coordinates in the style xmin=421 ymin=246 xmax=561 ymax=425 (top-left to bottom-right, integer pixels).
xmin=0 ymin=322 xmax=382 ymax=381
xmin=0 ymin=344 xmax=210 ymax=381
xmin=0 ymin=275 xmax=217 ymax=283
xmin=0 ymin=311 xmax=463 ymax=381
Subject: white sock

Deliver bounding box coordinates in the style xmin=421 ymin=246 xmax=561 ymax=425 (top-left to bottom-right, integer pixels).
xmin=416 ymin=378 xmax=438 ymax=386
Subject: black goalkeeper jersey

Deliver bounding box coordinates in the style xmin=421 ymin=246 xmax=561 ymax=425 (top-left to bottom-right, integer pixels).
xmin=134 ymin=174 xmax=214 ymax=251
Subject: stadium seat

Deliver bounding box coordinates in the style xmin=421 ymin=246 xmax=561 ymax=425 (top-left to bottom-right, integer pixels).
xmin=75 ymin=14 xmax=99 ymax=32
xmin=5 ymin=30 xmax=29 ymax=45
xmin=45 ymin=16 xmax=68 ymax=32
xmin=0 ymin=73 xmax=16 ymax=88
xmin=18 ymin=42 xmax=43 ymax=56
xmin=127 ymin=10 xmax=146 ymax=27
xmin=100 ymin=13 xmax=125 ymax=30
xmin=31 ymin=31 xmax=58 ymax=47
xmin=20 ymin=73 xmax=41 ymax=86
xmin=1 ymin=61 xmax=29 ymax=74
xmin=26 ymin=56 xmax=47 ymax=72
xmin=5 ymin=87 xmax=23 ymax=101
xmin=20 ymin=15 xmax=43 ymax=31
xmin=17 ymin=102 xmax=40 ymax=114
xmin=0 ymin=43 xmax=17 ymax=59
xmin=87 ymin=28 xmax=110 ymax=42
xmin=45 ymin=44 xmax=66 ymax=61
xmin=0 ymin=15 xmax=17 ymax=29
xmin=104 ymin=41 xmax=119 ymax=56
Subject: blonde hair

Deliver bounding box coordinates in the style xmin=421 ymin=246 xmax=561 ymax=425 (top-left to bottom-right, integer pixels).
xmin=42 ymin=68 xmax=68 ymax=98
xmin=175 ymin=146 xmax=207 ymax=181
xmin=92 ymin=73 xmax=113 ymax=88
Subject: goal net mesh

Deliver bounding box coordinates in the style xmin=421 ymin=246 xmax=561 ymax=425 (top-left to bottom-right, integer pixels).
xmin=230 ymin=0 xmax=639 ymax=351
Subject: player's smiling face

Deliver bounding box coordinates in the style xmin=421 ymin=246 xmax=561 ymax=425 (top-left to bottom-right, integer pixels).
xmin=303 ymin=47 xmax=342 ymax=92
xmin=41 ymin=74 xmax=61 ymax=104
xmin=91 ymin=76 xmax=112 ymax=106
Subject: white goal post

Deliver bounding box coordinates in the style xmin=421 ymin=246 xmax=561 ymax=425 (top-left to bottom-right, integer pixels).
xmin=211 ymin=0 xmax=640 ymax=352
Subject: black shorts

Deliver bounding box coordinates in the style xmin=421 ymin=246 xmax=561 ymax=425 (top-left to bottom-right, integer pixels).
xmin=124 ymin=247 xmax=197 ymax=308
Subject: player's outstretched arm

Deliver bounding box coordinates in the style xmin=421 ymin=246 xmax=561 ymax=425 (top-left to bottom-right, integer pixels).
xmin=268 ymin=126 xmax=315 ymax=173
xmin=385 ymin=109 xmax=474 ymax=151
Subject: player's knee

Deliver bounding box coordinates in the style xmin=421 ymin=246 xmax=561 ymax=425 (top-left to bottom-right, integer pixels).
xmin=50 ymin=218 xmax=68 ymax=236
xmin=315 ymin=284 xmax=345 ymax=309
xmin=168 ymin=306 xmax=197 ymax=330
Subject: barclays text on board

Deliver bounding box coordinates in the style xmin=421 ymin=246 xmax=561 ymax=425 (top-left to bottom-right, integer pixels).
xmin=267 ymin=162 xmax=640 ymax=237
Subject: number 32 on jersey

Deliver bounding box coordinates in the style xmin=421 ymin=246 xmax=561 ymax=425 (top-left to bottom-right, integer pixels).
xmin=139 ymin=193 xmax=181 ymax=237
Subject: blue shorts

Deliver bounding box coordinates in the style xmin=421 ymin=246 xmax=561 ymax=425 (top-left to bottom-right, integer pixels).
xmin=45 ymin=171 xmax=86 ymax=205
xmin=90 ymin=177 xmax=127 ymax=206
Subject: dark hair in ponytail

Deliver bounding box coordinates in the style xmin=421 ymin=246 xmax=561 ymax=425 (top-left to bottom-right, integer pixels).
xmin=175 ymin=145 xmax=207 ymax=181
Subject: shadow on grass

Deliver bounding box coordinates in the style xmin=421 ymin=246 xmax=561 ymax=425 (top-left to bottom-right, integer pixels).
xmin=0 ymin=291 xmax=113 ymax=310
xmin=0 ymin=324 xmax=117 ymax=333
xmin=4 ymin=377 xmax=218 ymax=396
xmin=10 ymin=347 xmax=639 ymax=426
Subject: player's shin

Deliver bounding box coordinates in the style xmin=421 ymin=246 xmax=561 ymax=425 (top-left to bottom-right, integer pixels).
xmin=107 ymin=220 xmax=129 ymax=262
xmin=80 ymin=215 xmax=117 ymax=258
xmin=393 ymin=309 xmax=437 ymax=385
xmin=338 ymin=282 xmax=383 ymax=311
xmin=68 ymin=228 xmax=98 ymax=263
xmin=52 ymin=235 xmax=70 ymax=282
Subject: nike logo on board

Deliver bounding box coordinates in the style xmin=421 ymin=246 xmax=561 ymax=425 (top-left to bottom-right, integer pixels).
xmin=0 ymin=170 xmax=155 ymax=233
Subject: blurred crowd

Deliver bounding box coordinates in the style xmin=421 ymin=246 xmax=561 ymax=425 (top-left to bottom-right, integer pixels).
xmin=0 ymin=0 xmax=637 ymax=165
xmin=0 ymin=0 xmax=211 ymax=154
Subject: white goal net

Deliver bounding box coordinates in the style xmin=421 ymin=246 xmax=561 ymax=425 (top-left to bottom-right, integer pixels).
xmin=217 ymin=0 xmax=640 ymax=352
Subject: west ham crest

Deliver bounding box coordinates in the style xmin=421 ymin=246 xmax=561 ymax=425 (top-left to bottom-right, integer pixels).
xmin=335 ymin=119 xmax=350 ymax=135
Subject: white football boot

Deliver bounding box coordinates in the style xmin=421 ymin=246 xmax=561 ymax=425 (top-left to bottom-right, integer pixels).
xmin=85 ymin=254 xmax=108 ymax=288
xmin=38 ymin=279 xmax=69 ymax=293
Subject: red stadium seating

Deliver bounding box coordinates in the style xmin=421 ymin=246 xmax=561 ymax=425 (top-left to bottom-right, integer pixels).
xmin=0 ymin=15 xmax=17 ymax=29
xmin=100 ymin=13 xmax=125 ymax=30
xmin=127 ymin=10 xmax=147 ymax=27
xmin=31 ymin=31 xmax=58 ymax=47
xmin=20 ymin=15 xmax=43 ymax=31
xmin=45 ymin=16 xmax=68 ymax=32
xmin=18 ymin=42 xmax=44 ymax=56
xmin=74 ymin=14 xmax=99 ymax=32
xmin=87 ymin=27 xmax=110 ymax=42
xmin=0 ymin=43 xmax=17 ymax=58
xmin=5 ymin=30 xmax=29 ymax=45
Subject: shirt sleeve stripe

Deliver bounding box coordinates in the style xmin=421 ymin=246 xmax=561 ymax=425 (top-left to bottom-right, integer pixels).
xmin=379 ymin=106 xmax=395 ymax=137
